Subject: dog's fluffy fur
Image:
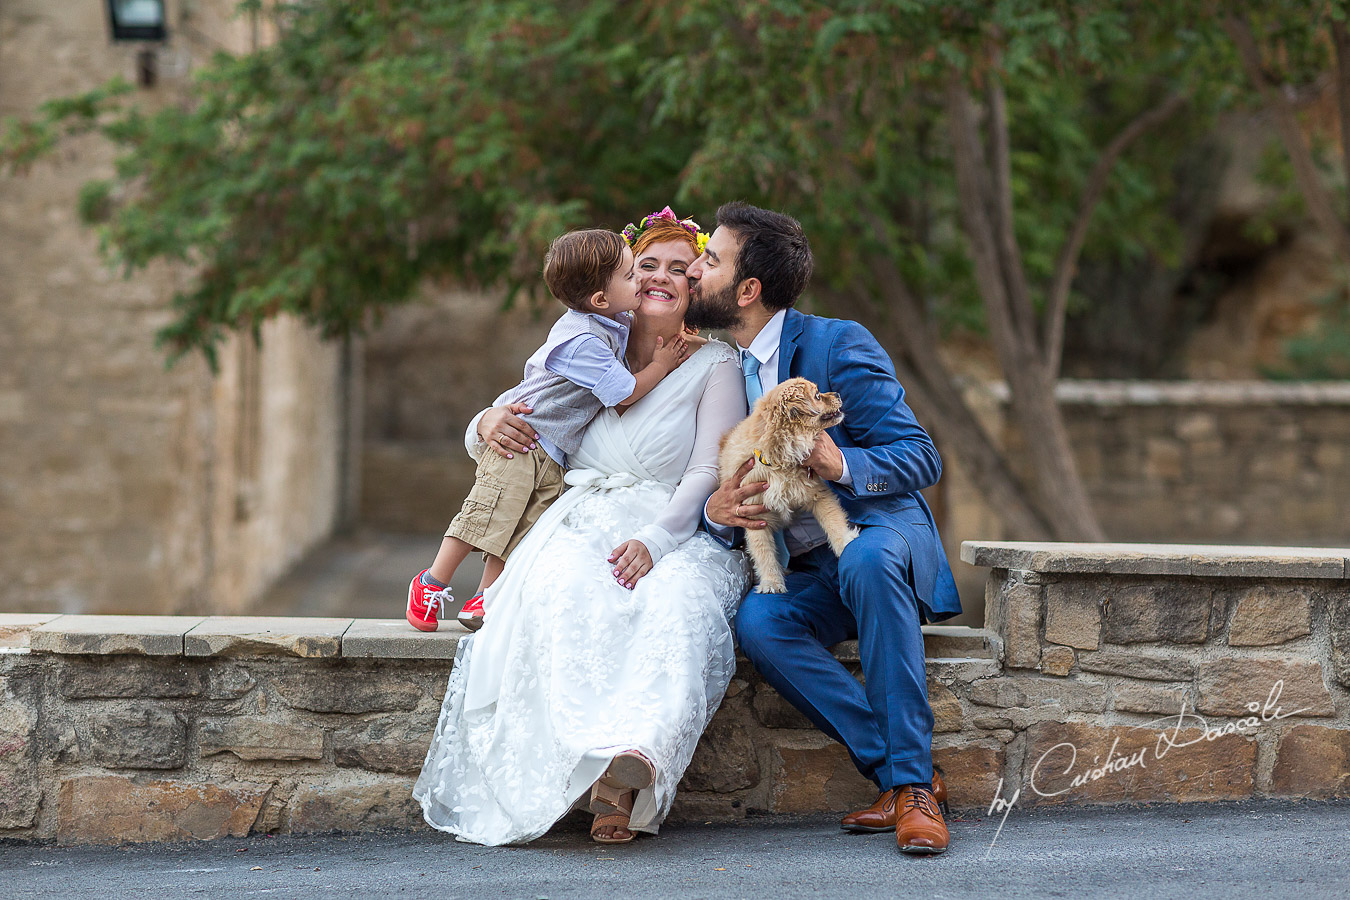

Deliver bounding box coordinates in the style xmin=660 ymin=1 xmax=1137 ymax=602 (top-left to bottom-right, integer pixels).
xmin=718 ymin=377 xmax=858 ymax=593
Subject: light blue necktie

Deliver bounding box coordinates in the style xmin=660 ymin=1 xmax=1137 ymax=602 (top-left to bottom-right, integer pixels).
xmin=740 ymin=349 xmax=791 ymax=575
xmin=741 ymin=349 xmax=764 ymax=409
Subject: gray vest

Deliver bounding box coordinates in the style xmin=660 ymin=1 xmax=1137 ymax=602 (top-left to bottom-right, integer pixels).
xmin=495 ymin=310 xmax=630 ymax=456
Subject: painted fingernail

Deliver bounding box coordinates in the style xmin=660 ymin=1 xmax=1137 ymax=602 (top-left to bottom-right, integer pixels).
xmin=507 ymin=453 xmax=514 ymax=459
xmin=530 ymin=443 xmax=537 ymax=449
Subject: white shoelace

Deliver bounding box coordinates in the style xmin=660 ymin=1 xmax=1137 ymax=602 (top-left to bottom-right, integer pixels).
xmin=424 ymin=586 xmax=454 ymax=616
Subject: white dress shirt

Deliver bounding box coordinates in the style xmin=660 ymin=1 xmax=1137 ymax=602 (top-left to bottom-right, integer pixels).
xmin=709 ymin=309 xmax=853 ymax=557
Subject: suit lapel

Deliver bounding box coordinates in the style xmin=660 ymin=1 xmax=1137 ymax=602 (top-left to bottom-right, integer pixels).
xmin=779 ymin=308 xmax=804 ymax=382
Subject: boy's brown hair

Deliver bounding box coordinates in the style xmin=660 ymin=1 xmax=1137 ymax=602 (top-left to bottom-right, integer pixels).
xmin=543 ymin=229 xmax=628 ymax=311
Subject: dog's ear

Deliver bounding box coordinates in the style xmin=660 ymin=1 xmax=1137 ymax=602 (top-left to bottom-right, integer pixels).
xmin=772 ymin=387 xmax=804 ymax=421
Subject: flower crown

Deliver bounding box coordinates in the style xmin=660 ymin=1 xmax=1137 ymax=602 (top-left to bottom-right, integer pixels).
xmin=621 ymin=206 xmax=710 ymax=255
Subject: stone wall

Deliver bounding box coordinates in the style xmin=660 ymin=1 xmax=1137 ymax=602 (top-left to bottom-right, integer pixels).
xmin=940 ymin=381 xmax=1350 ymax=614
xmin=1 ymin=1 xmax=352 ymax=615
xmin=1000 ymin=382 xmax=1350 ymax=546
xmin=963 ymin=542 xmax=1350 ymax=807
xmin=359 ymin=288 xmax=556 ymax=533
xmin=2 ymin=541 xmax=1347 ymax=843
xmin=0 ymin=612 xmax=998 ymax=843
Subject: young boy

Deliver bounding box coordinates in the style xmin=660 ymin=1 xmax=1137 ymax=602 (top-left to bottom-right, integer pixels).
xmin=407 ymin=229 xmax=687 ymax=631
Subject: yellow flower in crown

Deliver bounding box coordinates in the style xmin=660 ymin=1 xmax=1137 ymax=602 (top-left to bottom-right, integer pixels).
xmin=622 ymin=206 xmax=710 ymax=252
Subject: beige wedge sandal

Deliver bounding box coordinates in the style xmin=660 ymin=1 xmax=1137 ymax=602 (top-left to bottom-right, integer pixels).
xmin=591 ymin=811 xmax=636 ymax=844
xmin=589 ymin=751 xmax=655 ymax=817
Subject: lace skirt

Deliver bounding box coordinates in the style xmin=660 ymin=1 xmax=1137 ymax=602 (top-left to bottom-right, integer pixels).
xmin=413 ymin=484 xmax=750 ymax=845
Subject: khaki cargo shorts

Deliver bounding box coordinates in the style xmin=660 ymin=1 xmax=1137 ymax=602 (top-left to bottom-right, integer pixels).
xmin=445 ymin=447 xmax=565 ymax=560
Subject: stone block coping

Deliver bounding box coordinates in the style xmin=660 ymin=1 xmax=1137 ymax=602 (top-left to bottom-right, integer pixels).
xmin=979 ymin=379 xmax=1350 ymax=406
xmin=29 ymin=615 xmax=207 ymax=656
xmin=0 ymin=613 xmax=60 ymax=651
xmin=342 ymin=618 xmax=468 ymax=659
xmin=961 ymin=541 xmax=1350 ymax=579
xmin=2 ymin=614 xmax=993 ymax=662
xmin=183 ymin=617 xmax=355 ymax=658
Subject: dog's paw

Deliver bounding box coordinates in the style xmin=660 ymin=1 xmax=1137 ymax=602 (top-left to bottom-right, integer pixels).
xmin=757 ymin=575 xmax=788 ymax=594
xmin=827 ymin=526 xmax=859 ymax=556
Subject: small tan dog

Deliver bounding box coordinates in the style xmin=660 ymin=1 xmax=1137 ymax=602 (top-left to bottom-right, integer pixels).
xmin=718 ymin=377 xmax=858 ymax=593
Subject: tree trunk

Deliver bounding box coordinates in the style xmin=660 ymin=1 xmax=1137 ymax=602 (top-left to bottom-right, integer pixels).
xmin=825 ymin=284 xmax=1056 ymax=541
xmin=1226 ymin=16 xmax=1350 ymax=267
xmin=945 ymin=75 xmax=1107 ymax=541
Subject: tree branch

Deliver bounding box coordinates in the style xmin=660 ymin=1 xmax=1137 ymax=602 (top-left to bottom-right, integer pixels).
xmin=945 ymin=73 xmax=1035 ymax=371
xmin=824 ymin=279 xmax=1056 ymax=540
xmin=1332 ymin=19 xmax=1350 ymax=203
xmin=986 ymin=71 xmax=1039 ymax=348
xmin=946 ymin=70 xmax=1107 ymax=541
xmin=1225 ymin=15 xmax=1350 ymax=266
xmin=1044 ymin=91 xmax=1187 ymax=374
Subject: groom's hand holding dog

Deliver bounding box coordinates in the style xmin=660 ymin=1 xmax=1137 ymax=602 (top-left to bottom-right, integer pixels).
xmin=802 ymin=431 xmax=845 ymax=481
xmin=705 ymin=457 xmax=769 ymax=530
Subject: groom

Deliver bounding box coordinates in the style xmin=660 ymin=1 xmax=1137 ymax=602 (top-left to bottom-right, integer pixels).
xmin=686 ymin=202 xmax=962 ymax=855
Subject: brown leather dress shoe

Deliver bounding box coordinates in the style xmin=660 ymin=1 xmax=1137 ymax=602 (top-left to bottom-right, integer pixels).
xmin=840 ymin=767 xmax=948 ymax=832
xmin=895 ymin=785 xmax=949 ymax=854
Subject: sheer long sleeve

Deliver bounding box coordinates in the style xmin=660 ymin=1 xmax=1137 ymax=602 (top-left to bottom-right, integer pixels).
xmin=631 ymin=357 xmax=748 ymax=564
xmin=465 ymin=408 xmax=489 ymax=460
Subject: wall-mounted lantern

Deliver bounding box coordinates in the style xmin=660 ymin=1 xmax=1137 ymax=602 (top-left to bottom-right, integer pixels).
xmin=107 ymin=0 xmax=167 ymax=41
xmin=106 ymin=0 xmax=167 ymax=87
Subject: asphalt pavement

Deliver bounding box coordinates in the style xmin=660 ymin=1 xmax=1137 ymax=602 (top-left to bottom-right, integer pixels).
xmin=3 ymin=799 xmax=1348 ymax=899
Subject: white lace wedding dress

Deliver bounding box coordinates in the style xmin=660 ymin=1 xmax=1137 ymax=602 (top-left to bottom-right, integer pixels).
xmin=414 ymin=339 xmax=751 ymax=845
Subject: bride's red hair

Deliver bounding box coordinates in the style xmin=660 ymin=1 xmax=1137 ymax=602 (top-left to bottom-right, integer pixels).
xmin=631 ymin=217 xmax=699 ymax=257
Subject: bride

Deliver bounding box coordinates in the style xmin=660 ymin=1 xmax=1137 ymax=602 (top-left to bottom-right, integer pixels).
xmin=414 ymin=209 xmax=751 ymax=846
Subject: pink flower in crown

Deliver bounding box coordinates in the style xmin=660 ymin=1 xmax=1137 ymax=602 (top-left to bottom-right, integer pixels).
xmin=621 ymin=205 xmax=707 ymax=247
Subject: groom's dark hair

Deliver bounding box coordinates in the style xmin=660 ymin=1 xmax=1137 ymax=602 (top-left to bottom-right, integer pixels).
xmin=716 ymin=202 xmax=813 ymax=312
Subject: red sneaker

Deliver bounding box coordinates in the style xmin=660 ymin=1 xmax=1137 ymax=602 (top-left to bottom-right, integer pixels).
xmin=407 ymin=569 xmax=453 ymax=632
xmin=457 ymin=592 xmax=486 ymax=631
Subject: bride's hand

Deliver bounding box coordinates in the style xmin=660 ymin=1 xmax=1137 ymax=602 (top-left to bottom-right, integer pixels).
xmin=608 ymin=539 xmax=653 ymax=590
xmin=478 ymin=402 xmax=539 ymax=459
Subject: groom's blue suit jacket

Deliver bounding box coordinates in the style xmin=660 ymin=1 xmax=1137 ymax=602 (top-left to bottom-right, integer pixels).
xmin=736 ymin=308 xmax=963 ymax=623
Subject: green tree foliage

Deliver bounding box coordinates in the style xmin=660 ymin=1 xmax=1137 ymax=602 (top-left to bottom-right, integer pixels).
xmin=1 ymin=0 xmax=1302 ymax=538
xmin=3 ymin=2 xmax=701 ymax=367
xmin=1220 ymin=0 xmax=1350 ymax=382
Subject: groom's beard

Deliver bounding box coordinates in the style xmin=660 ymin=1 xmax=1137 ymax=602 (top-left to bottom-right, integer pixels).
xmin=684 ymin=279 xmax=743 ymax=331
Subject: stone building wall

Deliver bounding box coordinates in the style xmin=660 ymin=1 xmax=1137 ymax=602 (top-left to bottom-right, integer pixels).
xmin=1 ymin=2 xmax=350 ymax=615
xmin=359 ymin=288 xmax=556 ymax=533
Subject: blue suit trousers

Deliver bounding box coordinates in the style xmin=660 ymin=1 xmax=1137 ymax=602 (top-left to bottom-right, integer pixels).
xmin=734 ymin=522 xmax=938 ymax=790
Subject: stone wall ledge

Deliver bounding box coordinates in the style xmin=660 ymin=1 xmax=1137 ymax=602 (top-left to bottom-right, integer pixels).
xmin=979 ymin=379 xmax=1350 ymax=406
xmin=1 ymin=614 xmax=995 ymax=662
xmin=962 ymin=541 xmax=1350 ymax=579
xmin=7 ymin=550 xmax=1350 ymax=844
